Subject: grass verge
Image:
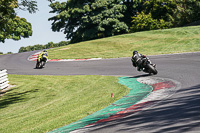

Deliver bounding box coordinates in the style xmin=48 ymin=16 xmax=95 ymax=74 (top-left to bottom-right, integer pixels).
xmin=48 ymin=25 xmax=200 ymax=59
xmin=0 ymin=75 xmax=129 ymax=133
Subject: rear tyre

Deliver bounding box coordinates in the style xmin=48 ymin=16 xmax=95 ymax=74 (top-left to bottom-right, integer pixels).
xmin=36 ymin=62 xmax=40 ymax=68
xmin=41 ymin=61 xmax=45 ymax=68
xmin=146 ymin=64 xmax=158 ymax=75
xmin=36 ymin=62 xmax=42 ymax=69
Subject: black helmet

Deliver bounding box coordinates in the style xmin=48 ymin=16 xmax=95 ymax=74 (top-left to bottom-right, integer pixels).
xmin=43 ymin=50 xmax=47 ymax=52
xmin=133 ymin=51 xmax=138 ymax=55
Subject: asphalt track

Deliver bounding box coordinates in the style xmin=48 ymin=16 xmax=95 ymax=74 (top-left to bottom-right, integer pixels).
xmin=0 ymin=51 xmax=200 ymax=133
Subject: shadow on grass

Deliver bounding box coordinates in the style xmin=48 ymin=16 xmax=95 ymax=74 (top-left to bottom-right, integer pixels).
xmin=87 ymin=84 xmax=200 ymax=133
xmin=0 ymin=88 xmax=39 ymax=109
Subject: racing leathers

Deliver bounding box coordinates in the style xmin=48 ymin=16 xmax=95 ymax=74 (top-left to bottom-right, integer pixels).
xmin=131 ymin=52 xmax=146 ymax=71
xmin=37 ymin=51 xmax=48 ymax=63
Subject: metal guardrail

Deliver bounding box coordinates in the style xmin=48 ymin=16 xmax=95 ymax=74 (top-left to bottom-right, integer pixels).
xmin=0 ymin=69 xmax=9 ymax=90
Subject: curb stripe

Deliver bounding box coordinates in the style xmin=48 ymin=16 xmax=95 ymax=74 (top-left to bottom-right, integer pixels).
xmin=84 ymin=80 xmax=177 ymax=127
xmin=152 ymin=81 xmax=176 ymax=91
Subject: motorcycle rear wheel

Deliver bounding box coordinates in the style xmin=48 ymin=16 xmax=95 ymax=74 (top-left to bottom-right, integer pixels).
xmin=36 ymin=61 xmax=44 ymax=69
xmin=36 ymin=62 xmax=40 ymax=68
xmin=146 ymin=64 xmax=158 ymax=75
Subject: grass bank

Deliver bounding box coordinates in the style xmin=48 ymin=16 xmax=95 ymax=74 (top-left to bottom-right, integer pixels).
xmin=0 ymin=75 xmax=129 ymax=133
xmin=48 ymin=25 xmax=200 ymax=59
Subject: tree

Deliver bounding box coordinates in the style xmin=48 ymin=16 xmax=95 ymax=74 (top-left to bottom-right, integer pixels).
xmin=7 ymin=52 xmax=13 ymax=54
xmin=173 ymin=0 xmax=200 ymax=26
xmin=58 ymin=41 xmax=69 ymax=47
xmin=45 ymin=41 xmax=54 ymax=48
xmin=18 ymin=46 xmax=26 ymax=53
xmin=49 ymin=0 xmax=128 ymax=43
xmin=130 ymin=0 xmax=200 ymax=29
xmin=18 ymin=0 xmax=38 ymax=13
xmin=141 ymin=0 xmax=176 ymax=22
xmin=34 ymin=44 xmax=45 ymax=50
xmin=121 ymin=0 xmax=144 ymax=27
xmin=0 ymin=0 xmax=38 ymax=43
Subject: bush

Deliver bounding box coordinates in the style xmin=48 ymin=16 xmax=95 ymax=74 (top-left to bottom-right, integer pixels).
xmin=7 ymin=52 xmax=13 ymax=54
xmin=129 ymin=12 xmax=172 ymax=32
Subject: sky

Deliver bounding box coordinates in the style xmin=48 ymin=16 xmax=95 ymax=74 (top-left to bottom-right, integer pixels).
xmin=0 ymin=0 xmax=67 ymax=54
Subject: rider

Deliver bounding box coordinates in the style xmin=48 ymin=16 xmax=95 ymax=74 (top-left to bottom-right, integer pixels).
xmin=37 ymin=50 xmax=48 ymax=64
xmin=131 ymin=51 xmax=146 ymax=71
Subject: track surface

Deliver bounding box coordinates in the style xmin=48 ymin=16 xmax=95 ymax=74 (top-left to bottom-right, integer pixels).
xmin=0 ymin=51 xmax=200 ymax=132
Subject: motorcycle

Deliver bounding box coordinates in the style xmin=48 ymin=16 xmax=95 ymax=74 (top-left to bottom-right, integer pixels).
xmin=36 ymin=57 xmax=47 ymax=69
xmin=132 ymin=56 xmax=158 ymax=75
xmin=141 ymin=57 xmax=158 ymax=75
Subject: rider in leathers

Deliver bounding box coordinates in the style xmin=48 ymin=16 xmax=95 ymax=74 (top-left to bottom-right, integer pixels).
xmin=37 ymin=50 xmax=48 ymax=67
xmin=131 ymin=51 xmax=147 ymax=71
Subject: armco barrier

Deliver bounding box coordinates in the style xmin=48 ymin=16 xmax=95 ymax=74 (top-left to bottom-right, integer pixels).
xmin=0 ymin=69 xmax=9 ymax=90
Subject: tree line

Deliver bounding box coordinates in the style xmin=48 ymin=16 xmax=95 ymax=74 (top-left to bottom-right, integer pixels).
xmin=0 ymin=52 xmax=13 ymax=55
xmin=49 ymin=0 xmax=200 ymax=43
xmin=18 ymin=41 xmax=69 ymax=53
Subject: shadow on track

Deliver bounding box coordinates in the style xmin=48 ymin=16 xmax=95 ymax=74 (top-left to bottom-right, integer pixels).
xmin=125 ymin=73 xmax=155 ymax=78
xmin=88 ymin=84 xmax=200 ymax=133
xmin=131 ymin=74 xmax=151 ymax=78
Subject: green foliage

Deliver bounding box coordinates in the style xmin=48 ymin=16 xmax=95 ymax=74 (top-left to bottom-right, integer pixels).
xmin=173 ymin=0 xmax=200 ymax=26
xmin=6 ymin=52 xmax=13 ymax=54
xmin=49 ymin=0 xmax=128 ymax=43
xmin=122 ymin=0 xmax=144 ymax=27
xmin=129 ymin=0 xmax=200 ymax=32
xmin=0 ymin=52 xmax=3 ymax=54
xmin=18 ymin=0 xmax=38 ymax=13
xmin=129 ymin=11 xmax=172 ymax=32
xmin=142 ymin=0 xmax=176 ymax=21
xmin=48 ymin=0 xmax=200 ymax=43
xmin=0 ymin=0 xmax=37 ymax=43
xmin=129 ymin=0 xmax=176 ymax=32
xmin=18 ymin=41 xmax=69 ymax=53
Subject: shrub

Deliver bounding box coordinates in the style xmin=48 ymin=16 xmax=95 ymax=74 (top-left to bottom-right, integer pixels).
xmin=129 ymin=12 xmax=172 ymax=32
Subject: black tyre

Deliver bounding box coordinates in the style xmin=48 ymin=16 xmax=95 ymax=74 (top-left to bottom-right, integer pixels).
xmin=146 ymin=64 xmax=158 ymax=75
xmin=36 ymin=62 xmax=40 ymax=68
xmin=40 ymin=61 xmax=45 ymax=68
xmin=36 ymin=62 xmax=43 ymax=69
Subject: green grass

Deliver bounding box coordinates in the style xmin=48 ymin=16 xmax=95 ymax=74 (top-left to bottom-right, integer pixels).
xmin=48 ymin=25 xmax=200 ymax=59
xmin=0 ymin=75 xmax=129 ymax=133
